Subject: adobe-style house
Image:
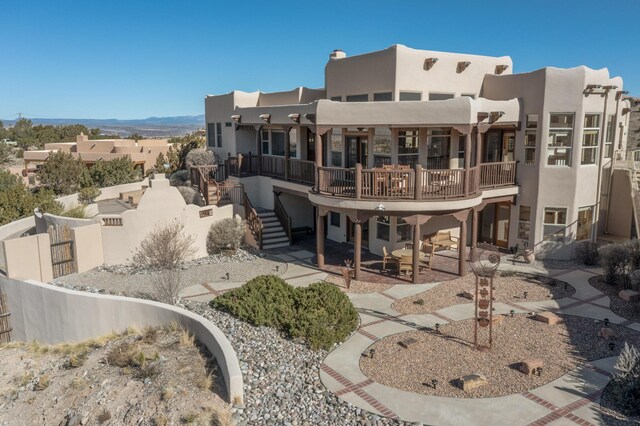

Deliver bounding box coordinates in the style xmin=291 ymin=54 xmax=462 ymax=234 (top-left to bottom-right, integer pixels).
xmin=203 ymin=44 xmax=633 ymax=280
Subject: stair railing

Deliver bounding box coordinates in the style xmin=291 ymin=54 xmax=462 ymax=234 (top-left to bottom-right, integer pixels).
xmin=244 ymin=192 xmax=263 ymax=249
xmin=273 ymin=192 xmax=293 ymax=244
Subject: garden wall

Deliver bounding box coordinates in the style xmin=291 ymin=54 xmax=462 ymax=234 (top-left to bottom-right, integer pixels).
xmin=0 ymin=276 xmax=244 ymax=404
xmin=2 ymin=234 xmax=53 ymax=282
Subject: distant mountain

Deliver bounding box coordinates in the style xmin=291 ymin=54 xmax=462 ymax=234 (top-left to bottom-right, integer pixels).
xmin=5 ymin=115 xmax=205 ymax=127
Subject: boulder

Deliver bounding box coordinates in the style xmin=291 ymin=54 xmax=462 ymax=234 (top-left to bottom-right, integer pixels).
xmin=461 ymin=291 xmax=474 ymax=300
xmin=533 ymin=311 xmax=562 ymax=325
xmin=398 ymin=337 xmax=418 ymax=349
xmin=458 ymin=374 xmax=487 ymax=391
xmin=519 ymin=359 xmax=543 ymax=375
xmin=619 ymin=289 xmax=640 ymax=303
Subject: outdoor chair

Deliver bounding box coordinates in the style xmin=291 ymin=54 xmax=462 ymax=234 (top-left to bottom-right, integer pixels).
xmin=404 ymin=242 xmax=414 ymax=250
xmin=398 ymin=255 xmax=413 ymax=276
xmin=419 ymin=242 xmax=435 ymax=271
xmin=427 ymin=231 xmax=458 ymax=251
xmin=382 ymin=246 xmax=398 ymax=272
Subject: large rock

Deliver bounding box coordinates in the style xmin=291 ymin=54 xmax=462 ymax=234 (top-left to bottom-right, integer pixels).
xmin=519 ymin=359 xmax=543 ymax=375
xmin=458 ymin=374 xmax=487 ymax=391
xmin=619 ymin=289 xmax=640 ymax=302
xmin=461 ymin=291 xmax=474 ymax=300
xmin=534 ymin=311 xmax=562 ymax=325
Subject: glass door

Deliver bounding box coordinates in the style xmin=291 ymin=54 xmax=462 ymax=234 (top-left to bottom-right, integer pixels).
xmin=494 ymin=202 xmax=511 ymax=248
xmin=345 ymin=136 xmax=368 ymax=168
xmin=485 ymin=130 xmax=502 ymax=163
xmin=502 ymin=132 xmax=515 ymax=162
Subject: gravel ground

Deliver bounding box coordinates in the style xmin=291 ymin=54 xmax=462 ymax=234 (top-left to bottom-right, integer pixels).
xmin=324 ymin=274 xmax=394 ymax=294
xmin=589 ymin=275 xmax=640 ymax=323
xmin=598 ymin=381 xmax=640 ymax=425
xmin=54 ymin=249 xmax=287 ymax=300
xmin=360 ymin=314 xmax=640 ymax=398
xmin=391 ymin=272 xmax=575 ymax=315
xmin=181 ymin=301 xmax=413 ymax=426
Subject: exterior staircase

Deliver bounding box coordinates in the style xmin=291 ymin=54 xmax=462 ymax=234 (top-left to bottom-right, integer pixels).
xmin=258 ymin=210 xmax=291 ymax=249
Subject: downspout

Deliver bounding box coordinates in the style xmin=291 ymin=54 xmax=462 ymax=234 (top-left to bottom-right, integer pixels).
xmin=604 ymin=91 xmax=624 ymax=234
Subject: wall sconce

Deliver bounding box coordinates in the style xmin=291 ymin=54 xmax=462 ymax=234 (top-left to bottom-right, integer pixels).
xmin=231 ymin=114 xmax=241 ymax=123
xmin=495 ymin=64 xmax=509 ymax=75
xmin=457 ymin=61 xmax=471 ymax=73
xmin=288 ymin=113 xmax=300 ymax=123
xmin=304 ymin=113 xmax=316 ymax=124
xmin=259 ymin=113 xmax=271 ymax=123
xmin=375 ymin=203 xmax=385 ymax=211
xmin=424 ymin=57 xmax=438 ymax=71
xmin=489 ymin=111 xmax=505 ymax=123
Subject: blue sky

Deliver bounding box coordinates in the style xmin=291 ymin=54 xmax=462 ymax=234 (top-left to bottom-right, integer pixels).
xmin=1 ymin=0 xmax=638 ymax=120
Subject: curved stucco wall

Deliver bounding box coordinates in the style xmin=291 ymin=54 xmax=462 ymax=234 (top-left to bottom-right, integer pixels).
xmin=0 ymin=276 xmax=243 ymax=404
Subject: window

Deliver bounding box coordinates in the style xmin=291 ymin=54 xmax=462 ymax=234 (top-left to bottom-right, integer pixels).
xmin=271 ymin=131 xmax=285 ymax=156
xmin=577 ymin=206 xmax=594 ymax=241
xmin=373 ymin=127 xmax=392 ymax=167
xmin=581 ymin=114 xmax=600 ymax=165
xmin=330 ymin=212 xmax=340 ymax=227
xmin=261 ymin=130 xmax=270 ymax=155
xmin=524 ymin=114 xmax=538 ymax=165
xmin=429 ymin=93 xmax=454 ymax=101
xmin=330 ymin=129 xmax=342 ymax=167
xmin=289 ymin=128 xmax=297 ymax=158
xmin=605 ymin=115 xmax=614 ymax=158
xmin=398 ymin=129 xmax=419 ymax=166
xmin=547 ymin=114 xmax=574 ymax=166
xmin=399 ymin=91 xmax=422 ymax=101
xmin=427 ymin=128 xmax=451 ymax=169
xmin=346 ymin=94 xmax=368 ymax=102
xmin=376 ymin=216 xmax=390 ymax=241
xmin=216 ymin=123 xmax=222 ymax=148
xmin=330 ymin=96 xmax=342 ymax=102
xmin=373 ymin=92 xmax=392 ymax=102
xmin=518 ymin=206 xmax=531 ymax=240
xmin=207 ymin=123 xmax=216 ymax=148
xmin=225 ymin=122 xmax=232 ymax=127
xmin=396 ymin=218 xmax=411 ymax=242
xmin=543 ymin=207 xmax=567 ymax=241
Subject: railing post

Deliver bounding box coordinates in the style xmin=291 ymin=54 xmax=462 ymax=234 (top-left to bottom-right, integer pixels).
xmin=415 ymin=164 xmax=423 ymax=200
xmin=355 ymin=163 xmax=362 ymax=200
xmin=284 ymin=128 xmax=290 ymax=181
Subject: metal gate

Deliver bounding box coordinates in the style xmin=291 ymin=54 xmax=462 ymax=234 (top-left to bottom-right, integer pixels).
xmin=48 ymin=225 xmax=76 ymax=278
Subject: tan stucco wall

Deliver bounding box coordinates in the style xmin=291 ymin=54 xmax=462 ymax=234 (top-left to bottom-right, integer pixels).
xmin=72 ymin=223 xmax=105 ymax=273
xmin=3 ymin=233 xmax=53 ymax=282
xmin=0 ymin=276 xmax=243 ymax=403
xmin=607 ymin=169 xmax=633 ymax=238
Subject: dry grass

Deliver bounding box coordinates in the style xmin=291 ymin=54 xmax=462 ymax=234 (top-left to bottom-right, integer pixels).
xmin=106 ymin=342 xmax=138 ymax=368
xmin=209 ymin=410 xmax=233 ymax=426
xmin=34 ymin=374 xmax=51 ymax=391
xmin=161 ymin=386 xmax=176 ymax=401
xmin=179 ymin=329 xmax=195 ymax=347
xmin=197 ymin=373 xmax=213 ymax=391
xmin=97 ymin=410 xmax=111 ymax=424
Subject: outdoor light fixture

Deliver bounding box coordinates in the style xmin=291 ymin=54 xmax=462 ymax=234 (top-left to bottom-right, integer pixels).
xmin=369 ymin=349 xmax=376 ymax=359
xmin=495 ymin=64 xmax=509 ymax=75
xmin=275 ymin=265 xmax=280 ymax=272
xmin=604 ymin=318 xmax=610 ymax=327
xmin=375 ymin=204 xmax=385 ymax=212
xmin=231 ymin=114 xmax=241 ymax=123
xmin=536 ymin=367 xmax=543 ymax=377
xmin=431 ymin=379 xmax=438 ymax=389
xmin=457 ymin=61 xmax=471 ymax=73
xmin=435 ymin=323 xmax=440 ymax=333
xmin=259 ymin=113 xmax=271 ymax=123
xmin=609 ymin=342 xmax=615 ymax=351
xmin=288 ymin=113 xmax=300 ymax=123
xmin=523 ymin=291 xmax=528 ymax=300
xmin=510 ymin=310 xmax=515 ymax=318
xmin=489 ymin=111 xmax=505 ymax=123
xmin=424 ymin=57 xmax=438 ymax=71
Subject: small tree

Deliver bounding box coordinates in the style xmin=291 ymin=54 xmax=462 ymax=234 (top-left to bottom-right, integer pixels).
xmin=155 ymin=269 xmax=184 ymax=305
xmin=89 ymin=157 xmax=141 ymax=187
xmin=131 ymin=220 xmax=196 ymax=270
xmin=0 ymin=144 xmax=11 ymax=165
xmin=78 ymin=186 xmax=101 ymax=205
xmin=206 ymin=217 xmax=245 ymax=255
xmin=36 ymin=151 xmax=91 ymax=195
xmin=598 ymin=244 xmax=630 ymax=285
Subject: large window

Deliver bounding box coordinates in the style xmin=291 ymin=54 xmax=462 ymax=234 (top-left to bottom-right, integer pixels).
xmin=547 ymin=114 xmax=574 ymax=166
xmin=376 ymin=216 xmax=390 ymax=241
xmin=581 ymin=114 xmax=600 ymax=165
xmin=525 ymin=114 xmax=538 ymax=165
xmin=373 ymin=92 xmax=392 ymax=101
xmin=429 ymin=93 xmax=454 ymax=101
xmin=373 ymin=128 xmax=392 ymax=167
xmin=271 ymin=131 xmax=285 ymax=156
xmin=346 ymin=94 xmax=368 ymax=102
xmin=396 ymin=218 xmax=411 ymax=242
xmin=427 ymin=128 xmax=451 ymax=169
xmin=330 ymin=212 xmax=340 ymax=227
xmin=397 ymin=129 xmax=419 ymax=166
xmin=207 ymin=123 xmax=216 ymax=148
xmin=577 ymin=206 xmax=594 ymax=241
xmin=261 ymin=130 xmax=269 ymax=154
xmin=518 ymin=206 xmax=531 ymax=241
xmin=543 ymin=207 xmax=567 ymax=241
xmin=216 ymin=123 xmax=222 ymax=147
xmin=605 ymin=115 xmax=614 ymax=159
xmin=399 ymin=91 xmax=422 ymax=101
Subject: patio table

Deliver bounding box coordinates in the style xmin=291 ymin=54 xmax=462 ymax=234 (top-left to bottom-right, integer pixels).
xmin=391 ymin=249 xmax=426 ymax=259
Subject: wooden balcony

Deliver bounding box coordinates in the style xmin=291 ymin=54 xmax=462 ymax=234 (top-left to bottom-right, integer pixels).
xmin=315 ymin=161 xmax=517 ymax=201
xmin=228 ymin=154 xmax=315 ymax=185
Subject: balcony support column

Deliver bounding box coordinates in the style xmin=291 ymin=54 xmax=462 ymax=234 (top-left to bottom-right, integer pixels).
xmin=452 ymin=209 xmax=470 ymax=277
xmin=284 ymin=126 xmax=291 ymax=181
xmin=354 ymin=221 xmax=362 ymax=281
xmin=464 ymin=132 xmax=472 ymax=196
xmin=403 ymin=214 xmax=432 ymax=284
xmin=254 ymin=125 xmax=263 ymax=175
xmin=315 ymin=132 xmax=324 ymax=191
xmin=471 ymin=207 xmax=479 ymax=262
xmin=316 ymin=208 xmax=326 ymax=269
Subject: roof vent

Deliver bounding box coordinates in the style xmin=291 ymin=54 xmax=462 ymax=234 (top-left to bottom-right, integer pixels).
xmin=329 ymin=49 xmax=346 ymax=60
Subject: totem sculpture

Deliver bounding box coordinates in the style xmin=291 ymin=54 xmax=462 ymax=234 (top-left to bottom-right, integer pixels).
xmin=469 ymin=243 xmax=501 ymax=351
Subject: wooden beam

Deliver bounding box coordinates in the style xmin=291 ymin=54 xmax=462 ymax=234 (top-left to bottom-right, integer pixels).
xmin=354 ymin=221 xmax=362 ymax=281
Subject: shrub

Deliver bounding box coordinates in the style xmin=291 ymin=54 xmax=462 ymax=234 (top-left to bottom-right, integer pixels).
xmin=169 ymin=170 xmax=191 ymax=187
xmin=130 ymin=220 xmax=196 ymax=270
xmin=78 ymin=186 xmax=101 ymax=204
xmin=185 ymin=148 xmax=216 ymax=169
xmin=289 ymin=282 xmax=359 ymax=350
xmin=598 ymin=243 xmax=630 ymax=285
xmin=155 ymin=269 xmax=183 ymax=305
xmin=89 ymin=157 xmax=141 ymax=187
xmin=627 ymin=239 xmax=640 ymax=271
xmin=176 ymin=186 xmax=203 ymax=206
xmin=211 ymin=275 xmax=296 ymax=329
xmin=630 ymin=270 xmax=640 ymax=292
xmin=575 ymin=241 xmax=599 ymax=266
xmin=608 ymin=343 xmax=640 ymax=416
xmin=211 ymin=276 xmax=358 ymax=350
xmin=60 ymin=205 xmax=88 ymax=219
xmin=0 ymin=170 xmax=63 ymax=225
xmin=206 ymin=217 xmax=245 ymax=255
xmin=36 ymin=151 xmax=91 ymax=195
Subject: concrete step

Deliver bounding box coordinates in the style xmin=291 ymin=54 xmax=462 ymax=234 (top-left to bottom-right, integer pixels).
xmin=263 ymin=228 xmax=286 ymax=236
xmin=263 ymin=234 xmax=289 ymax=243
xmin=262 ymin=241 xmax=291 ymax=249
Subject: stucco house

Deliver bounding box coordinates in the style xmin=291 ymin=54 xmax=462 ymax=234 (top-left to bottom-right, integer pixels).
xmin=202 ymin=44 xmax=634 ymax=279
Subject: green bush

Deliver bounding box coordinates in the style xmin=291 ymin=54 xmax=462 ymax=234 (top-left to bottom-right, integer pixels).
xmin=36 ymin=151 xmax=91 ymax=195
xmin=608 ymin=343 xmax=640 ymax=416
xmin=206 ymin=217 xmax=245 ymax=254
xmin=598 ymin=244 xmax=630 ymax=285
xmin=176 ymin=186 xmax=203 ymax=206
xmin=169 ymin=170 xmax=191 ymax=187
xmin=78 ymin=186 xmax=101 ymax=205
xmin=211 ymin=275 xmax=358 ymax=350
xmin=89 ymin=157 xmax=141 ymax=187
xmin=60 ymin=205 xmax=88 ymax=219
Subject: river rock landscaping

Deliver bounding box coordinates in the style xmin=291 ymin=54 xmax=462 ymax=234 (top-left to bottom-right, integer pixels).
xmin=589 ymin=275 xmax=640 ymax=323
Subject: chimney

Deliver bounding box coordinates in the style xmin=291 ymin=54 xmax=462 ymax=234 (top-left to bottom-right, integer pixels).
xmin=329 ymin=49 xmax=346 ymax=60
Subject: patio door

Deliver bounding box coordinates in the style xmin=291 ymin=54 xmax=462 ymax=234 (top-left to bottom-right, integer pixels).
xmin=345 ymin=136 xmax=368 ymax=168
xmin=494 ymin=202 xmax=510 ymax=248
xmin=502 ymin=132 xmax=515 ymax=162
xmin=485 ymin=130 xmax=502 ymax=163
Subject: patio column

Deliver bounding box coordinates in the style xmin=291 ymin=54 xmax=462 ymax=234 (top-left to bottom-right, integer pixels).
xmin=315 ymin=132 xmax=324 ymax=191
xmin=254 ymin=125 xmax=262 ymax=175
xmin=284 ymin=127 xmax=291 ymax=181
xmin=354 ymin=221 xmax=362 ymax=281
xmin=471 ymin=208 xmax=479 ymax=262
xmin=476 ymin=127 xmax=483 ymax=165
xmin=316 ymin=209 xmax=325 ymax=269
xmin=464 ymin=132 xmax=472 ymax=196
xmin=412 ymin=222 xmax=420 ymax=284
xmin=452 ymin=209 xmax=470 ymax=277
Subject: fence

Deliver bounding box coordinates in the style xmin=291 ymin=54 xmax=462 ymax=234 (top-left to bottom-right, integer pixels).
xmin=48 ymin=225 xmax=76 ymax=279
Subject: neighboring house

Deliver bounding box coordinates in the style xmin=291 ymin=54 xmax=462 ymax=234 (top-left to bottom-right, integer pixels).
xmin=23 ymin=133 xmax=170 ymax=174
xmin=203 ymin=44 xmax=634 ymax=269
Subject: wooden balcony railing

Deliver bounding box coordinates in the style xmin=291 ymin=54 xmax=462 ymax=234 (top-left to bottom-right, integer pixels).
xmin=226 ymin=154 xmax=314 ymax=185
xmin=316 ymin=162 xmax=516 ymax=201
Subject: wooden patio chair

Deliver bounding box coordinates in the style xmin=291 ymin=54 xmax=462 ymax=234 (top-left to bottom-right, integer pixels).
xmin=429 ymin=231 xmax=458 ymax=251
xmin=404 ymin=242 xmax=413 ymax=250
xmin=398 ymin=255 xmax=413 ymax=276
xmin=382 ymin=246 xmax=398 ymax=272
xmin=419 ymin=242 xmax=435 ymax=271
xmin=397 ymin=164 xmax=411 ymax=170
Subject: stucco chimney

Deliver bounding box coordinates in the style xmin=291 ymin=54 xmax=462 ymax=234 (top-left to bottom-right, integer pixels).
xmin=329 ymin=49 xmax=346 ymax=60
